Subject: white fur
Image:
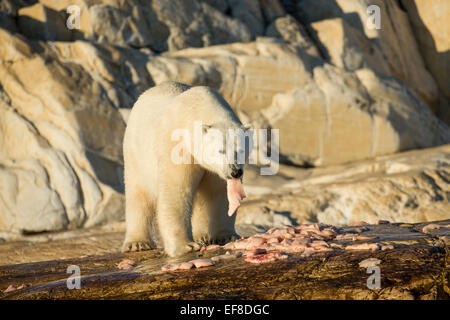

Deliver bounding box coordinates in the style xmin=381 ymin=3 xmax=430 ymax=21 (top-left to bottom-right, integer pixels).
xmin=122 ymin=82 xmax=244 ymax=257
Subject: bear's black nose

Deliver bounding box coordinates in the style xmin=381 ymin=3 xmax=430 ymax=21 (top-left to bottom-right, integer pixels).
xmin=231 ymin=169 xmax=243 ymax=178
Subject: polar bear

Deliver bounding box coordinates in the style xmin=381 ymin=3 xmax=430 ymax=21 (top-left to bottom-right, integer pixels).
xmin=121 ymin=82 xmax=250 ymax=257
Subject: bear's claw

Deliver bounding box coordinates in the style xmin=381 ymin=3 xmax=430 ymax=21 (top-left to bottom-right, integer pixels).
xmin=121 ymin=240 xmax=154 ymax=252
xmin=212 ymin=233 xmax=240 ymax=245
xmin=196 ymin=233 xmax=240 ymax=246
xmin=186 ymin=241 xmax=202 ymax=251
xmin=166 ymin=241 xmax=202 ymax=257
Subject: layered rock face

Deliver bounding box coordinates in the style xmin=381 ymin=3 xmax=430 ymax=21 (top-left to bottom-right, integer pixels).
xmin=0 ymin=29 xmax=126 ymax=233
xmin=0 ymin=0 xmax=449 ymax=233
xmin=239 ymin=145 xmax=450 ymax=227
xmin=295 ymin=0 xmax=441 ymax=111
xmin=400 ymin=0 xmax=449 ymax=101
xmin=399 ymin=0 xmax=450 ymax=124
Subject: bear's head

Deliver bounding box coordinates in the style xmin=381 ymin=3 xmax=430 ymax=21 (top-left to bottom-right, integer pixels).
xmin=196 ymin=122 xmax=253 ymax=181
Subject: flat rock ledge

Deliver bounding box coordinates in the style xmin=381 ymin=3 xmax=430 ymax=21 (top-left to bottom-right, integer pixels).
xmin=0 ymin=220 xmax=449 ymax=300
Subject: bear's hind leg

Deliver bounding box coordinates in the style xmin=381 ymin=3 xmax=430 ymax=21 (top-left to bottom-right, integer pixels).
xmin=122 ymin=187 xmax=156 ymax=252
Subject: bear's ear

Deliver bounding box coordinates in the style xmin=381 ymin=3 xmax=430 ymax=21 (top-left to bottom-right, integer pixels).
xmin=241 ymin=123 xmax=252 ymax=131
xmin=202 ymin=124 xmax=212 ymax=134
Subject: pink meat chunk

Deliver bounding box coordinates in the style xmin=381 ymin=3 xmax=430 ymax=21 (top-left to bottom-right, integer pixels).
xmin=335 ymin=233 xmax=356 ymax=241
xmin=228 ymin=223 xmax=370 ymax=258
xmin=3 ymin=284 xmax=28 ymax=293
xmin=281 ymin=243 xmax=307 ymax=253
xmin=233 ymin=239 xmax=250 ymax=250
xmin=422 ymin=223 xmax=450 ymax=233
xmin=320 ymin=229 xmax=337 ymax=238
xmin=211 ymin=251 xmax=242 ymax=262
xmin=380 ymin=244 xmax=394 ymax=251
xmin=355 ymin=235 xmax=378 ymax=241
xmin=3 ymin=285 xmax=17 ymax=293
xmin=310 ymin=240 xmax=329 ymax=248
xmin=161 ymin=258 xmax=215 ymax=272
xmin=266 ymin=236 xmax=282 ymax=244
xmin=314 ymin=246 xmax=334 ymax=253
xmin=345 ymin=243 xmax=380 ymax=251
xmin=200 ymin=244 xmax=221 ymax=252
xmin=227 ymin=178 xmax=246 ymax=216
xmin=178 ymin=262 xmax=195 ymax=270
xmin=117 ymin=258 xmax=136 ymax=270
xmin=244 ymin=252 xmax=288 ymax=264
xmin=190 ymin=258 xmax=215 ymax=268
xmin=245 ymin=236 xmax=266 ymax=249
xmin=161 ymin=264 xmax=180 ymax=272
xmin=223 ymin=243 xmax=235 ymax=250
xmin=281 ymin=238 xmax=294 ymax=246
xmin=243 ymin=248 xmax=267 ymax=257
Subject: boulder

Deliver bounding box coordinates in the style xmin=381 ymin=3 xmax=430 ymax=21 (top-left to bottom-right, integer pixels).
xmin=296 ymin=0 xmax=440 ymax=111
xmin=400 ymin=0 xmax=450 ymax=126
xmin=16 ymin=0 xmax=252 ymax=51
xmin=152 ymin=40 xmax=318 ymax=114
xmin=52 ymin=39 xmax=154 ymax=109
xmin=0 ymin=29 xmax=125 ymax=233
xmin=309 ymin=18 xmax=388 ymax=74
xmin=265 ymin=14 xmax=320 ymax=56
xmin=199 ymin=0 xmax=228 ymax=13
xmin=401 ymin=0 xmax=449 ymax=100
xmin=264 ymin=66 xmax=449 ymax=166
xmin=0 ymin=11 xmax=17 ymax=34
xmin=88 ymin=4 xmax=167 ymax=50
xmin=239 ymin=144 xmax=450 ymax=227
xmin=0 ymin=0 xmax=30 ymax=16
xmin=1 ymin=0 xmax=449 ymax=235
xmin=37 ymin=0 xmax=93 ymax=39
xmin=18 ymin=3 xmax=72 ymax=41
xmin=258 ymin=0 xmax=285 ymax=23
xmin=149 ymin=41 xmax=450 ymax=166
xmin=0 ymin=103 xmax=82 ymax=232
xmin=148 ymin=0 xmax=252 ymax=51
xmin=228 ymin=0 xmax=265 ymax=37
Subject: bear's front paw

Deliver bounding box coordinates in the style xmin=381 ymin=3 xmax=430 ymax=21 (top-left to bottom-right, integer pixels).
xmin=121 ymin=240 xmax=154 ymax=252
xmin=166 ymin=241 xmax=202 ymax=257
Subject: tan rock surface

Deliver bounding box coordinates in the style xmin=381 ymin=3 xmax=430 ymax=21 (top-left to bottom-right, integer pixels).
xmin=0 ymin=220 xmax=448 ymax=299
xmin=310 ymin=18 xmax=388 ymax=74
xmin=401 ymin=0 xmax=449 ymax=100
xmin=228 ymin=0 xmax=265 ymax=37
xmin=266 ymin=14 xmax=320 ymax=56
xmin=38 ymin=0 xmax=253 ymax=51
xmin=239 ymin=144 xmax=450 ymax=227
xmin=157 ymin=42 xmax=449 ymax=166
xmin=0 ymin=0 xmax=449 ymax=233
xmin=297 ymin=0 xmax=440 ymax=111
xmin=258 ymin=0 xmax=285 ymax=23
xmin=17 ymin=3 xmax=71 ymax=41
xmin=0 ymin=29 xmax=125 ymax=233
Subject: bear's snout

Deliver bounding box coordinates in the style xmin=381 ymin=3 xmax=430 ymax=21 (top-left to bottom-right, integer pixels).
xmin=231 ymin=168 xmax=243 ymax=179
